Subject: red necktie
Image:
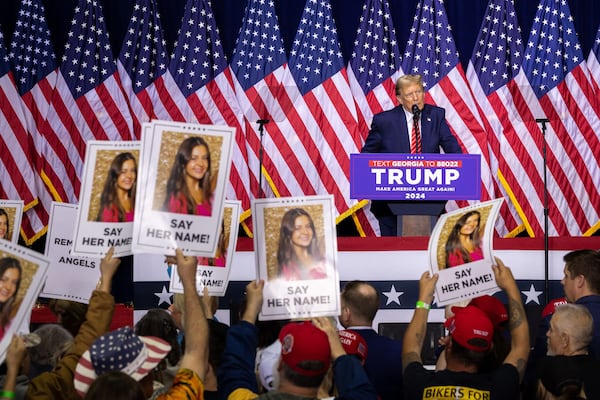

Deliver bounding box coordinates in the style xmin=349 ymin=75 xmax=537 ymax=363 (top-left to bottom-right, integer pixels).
xmin=411 ymin=115 xmax=421 ymax=153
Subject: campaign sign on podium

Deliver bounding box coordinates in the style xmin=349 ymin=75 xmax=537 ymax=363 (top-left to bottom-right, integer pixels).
xmin=350 ymin=153 xmax=481 ymax=201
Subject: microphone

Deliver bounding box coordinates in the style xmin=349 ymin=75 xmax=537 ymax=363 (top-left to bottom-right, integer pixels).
xmin=411 ymin=104 xmax=422 ymax=153
xmin=256 ymin=119 xmax=270 ymax=124
xmin=535 ymin=118 xmax=550 ymax=123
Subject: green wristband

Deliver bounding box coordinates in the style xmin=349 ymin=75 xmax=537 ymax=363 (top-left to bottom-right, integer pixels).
xmin=0 ymin=391 xmax=15 ymax=399
xmin=415 ymin=300 xmax=431 ymax=310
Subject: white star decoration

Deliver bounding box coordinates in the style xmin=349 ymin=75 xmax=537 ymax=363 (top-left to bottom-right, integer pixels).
xmin=154 ymin=285 xmax=172 ymax=306
xmin=521 ymin=284 xmax=543 ymax=305
xmin=382 ymin=284 xmax=404 ymax=306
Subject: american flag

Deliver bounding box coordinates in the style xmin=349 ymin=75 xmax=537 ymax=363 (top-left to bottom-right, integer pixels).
xmin=587 ymin=24 xmax=600 ymax=95
xmin=280 ymin=0 xmax=363 ymax=218
xmin=466 ymin=0 xmax=530 ymax=237
xmin=39 ymin=0 xmax=134 ymax=203
xmin=520 ymin=0 xmax=600 ymax=236
xmin=156 ymin=0 xmax=253 ymax=224
xmin=401 ymin=0 xmax=501 ymax=230
xmin=117 ymin=0 xmax=169 ymax=137
xmin=8 ymin=0 xmax=57 ymax=243
xmin=346 ymin=0 xmax=403 ymax=236
xmin=0 ymin=28 xmax=38 ymax=213
xmin=347 ymin=0 xmax=402 ymax=130
xmin=229 ymin=0 xmax=289 ymax=201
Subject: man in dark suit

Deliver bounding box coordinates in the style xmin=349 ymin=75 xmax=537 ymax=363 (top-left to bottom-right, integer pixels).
xmin=340 ymin=280 xmax=404 ymax=400
xmin=362 ymin=74 xmax=462 ymax=236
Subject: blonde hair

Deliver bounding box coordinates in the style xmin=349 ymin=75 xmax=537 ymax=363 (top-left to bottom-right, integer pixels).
xmin=395 ymin=74 xmax=424 ymax=95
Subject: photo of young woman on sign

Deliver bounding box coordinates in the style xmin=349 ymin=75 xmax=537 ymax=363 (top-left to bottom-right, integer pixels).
xmin=96 ymin=152 xmax=137 ymax=222
xmin=444 ymin=210 xmax=483 ymax=268
xmin=276 ymin=208 xmax=327 ymax=281
xmin=0 ymin=257 xmax=21 ymax=340
xmin=0 ymin=209 xmax=10 ymax=241
xmin=161 ymin=136 xmax=214 ymax=217
xmin=0 ymin=242 xmax=48 ymax=362
xmin=0 ymin=202 xmax=22 ymax=244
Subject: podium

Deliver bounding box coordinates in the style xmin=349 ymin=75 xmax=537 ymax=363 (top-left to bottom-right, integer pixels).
xmin=388 ymin=200 xmax=446 ymax=236
xmin=350 ymin=153 xmax=482 ymax=237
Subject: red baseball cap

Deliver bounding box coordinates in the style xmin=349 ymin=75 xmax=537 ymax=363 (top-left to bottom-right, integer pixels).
xmin=469 ymin=295 xmax=508 ymax=329
xmin=445 ymin=305 xmax=493 ymax=352
xmin=338 ymin=329 xmax=368 ymax=365
xmin=279 ymin=321 xmax=331 ymax=376
xmin=541 ymin=297 xmax=567 ymax=318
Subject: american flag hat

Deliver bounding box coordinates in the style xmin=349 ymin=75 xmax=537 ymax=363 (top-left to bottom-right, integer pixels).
xmin=73 ymin=326 xmax=171 ymax=396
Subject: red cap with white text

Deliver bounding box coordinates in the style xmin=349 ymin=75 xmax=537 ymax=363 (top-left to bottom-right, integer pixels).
xmin=445 ymin=305 xmax=493 ymax=352
xmin=279 ymin=321 xmax=331 ymax=376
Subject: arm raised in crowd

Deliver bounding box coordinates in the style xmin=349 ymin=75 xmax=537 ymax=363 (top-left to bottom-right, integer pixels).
xmin=96 ymin=246 xmax=121 ymax=293
xmin=2 ymin=335 xmax=27 ymax=397
xmin=493 ymin=257 xmax=529 ymax=380
xmin=174 ymin=248 xmax=209 ymax=381
xmin=219 ymin=280 xmax=265 ymax=399
xmin=402 ymin=271 xmax=438 ymax=371
xmin=241 ymin=280 xmax=264 ymax=325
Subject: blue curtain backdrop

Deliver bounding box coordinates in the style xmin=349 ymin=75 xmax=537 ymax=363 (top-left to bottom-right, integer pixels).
xmin=1 ymin=0 xmax=599 ymax=70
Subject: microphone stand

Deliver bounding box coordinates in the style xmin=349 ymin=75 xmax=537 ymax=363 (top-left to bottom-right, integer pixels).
xmin=535 ymin=118 xmax=550 ymax=305
xmin=256 ymin=119 xmax=269 ymax=199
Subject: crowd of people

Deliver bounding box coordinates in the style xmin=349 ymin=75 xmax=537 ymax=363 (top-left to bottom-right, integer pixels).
xmin=0 ymin=248 xmax=596 ymax=400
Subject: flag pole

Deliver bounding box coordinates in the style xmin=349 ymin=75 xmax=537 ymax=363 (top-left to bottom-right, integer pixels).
xmin=256 ymin=119 xmax=270 ymax=199
xmin=535 ymin=118 xmax=550 ymax=305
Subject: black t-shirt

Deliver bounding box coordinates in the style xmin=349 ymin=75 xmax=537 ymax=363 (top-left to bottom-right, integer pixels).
xmin=403 ymin=362 xmax=520 ymax=400
xmin=537 ymin=354 xmax=600 ymax=399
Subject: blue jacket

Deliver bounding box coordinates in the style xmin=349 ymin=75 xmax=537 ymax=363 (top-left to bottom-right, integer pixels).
xmin=351 ymin=328 xmax=403 ymax=400
xmin=219 ymin=321 xmax=377 ymax=400
xmin=362 ymin=104 xmax=461 ymax=154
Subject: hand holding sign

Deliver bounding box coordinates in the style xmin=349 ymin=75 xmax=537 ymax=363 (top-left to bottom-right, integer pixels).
xmin=174 ymin=249 xmax=199 ymax=289
xmin=242 ymin=280 xmax=264 ymax=324
xmin=418 ymin=271 xmax=438 ymax=305
xmin=491 ymin=257 xmax=517 ymax=293
xmin=97 ymin=247 xmax=121 ymax=293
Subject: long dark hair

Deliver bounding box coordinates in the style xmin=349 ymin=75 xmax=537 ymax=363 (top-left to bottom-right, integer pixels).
xmin=84 ymin=371 xmax=145 ymax=400
xmin=0 ymin=209 xmax=9 ymax=240
xmin=445 ymin=210 xmax=481 ymax=266
xmin=96 ymin=152 xmax=137 ymax=222
xmin=134 ymin=308 xmax=181 ymax=367
xmin=276 ymin=208 xmax=322 ymax=274
xmin=0 ymin=257 xmax=22 ymax=327
xmin=162 ymin=136 xmax=212 ymax=214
